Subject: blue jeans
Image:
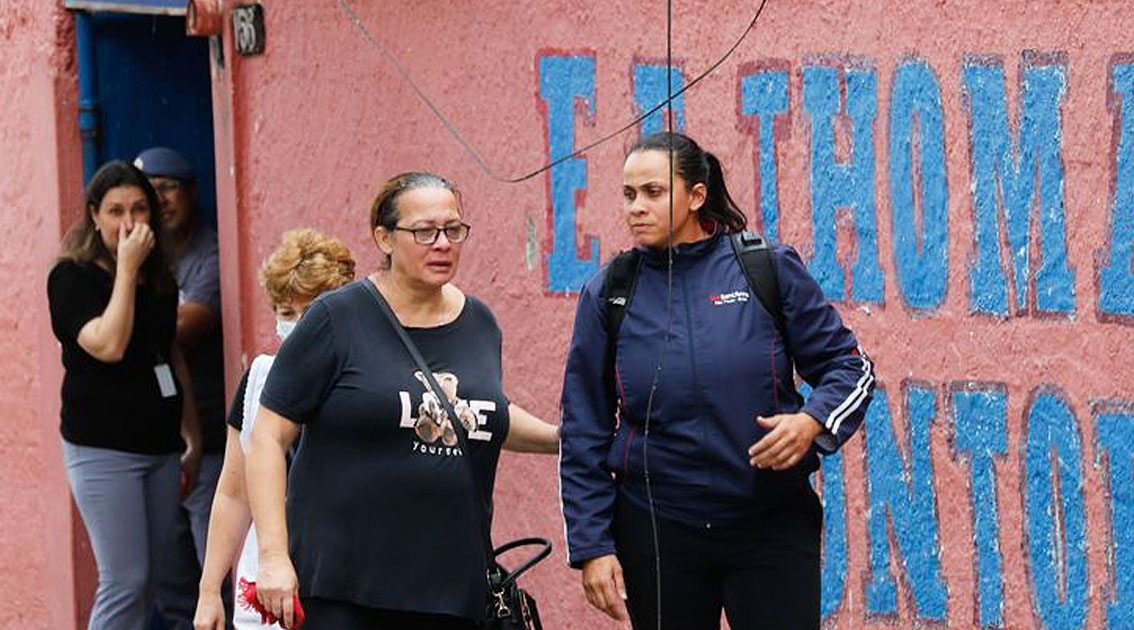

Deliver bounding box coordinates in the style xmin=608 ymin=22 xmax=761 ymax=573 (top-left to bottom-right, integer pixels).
xmin=64 ymin=440 xmax=181 ymax=630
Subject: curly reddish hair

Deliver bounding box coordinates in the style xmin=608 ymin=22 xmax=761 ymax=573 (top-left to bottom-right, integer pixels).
xmin=260 ymin=229 xmax=356 ymax=307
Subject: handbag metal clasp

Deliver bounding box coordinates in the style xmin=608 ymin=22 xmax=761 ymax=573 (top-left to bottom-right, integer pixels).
xmin=493 ymin=588 xmax=511 ymax=618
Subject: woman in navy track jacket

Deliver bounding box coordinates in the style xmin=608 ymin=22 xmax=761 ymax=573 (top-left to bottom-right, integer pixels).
xmin=559 ymin=132 xmax=876 ymax=630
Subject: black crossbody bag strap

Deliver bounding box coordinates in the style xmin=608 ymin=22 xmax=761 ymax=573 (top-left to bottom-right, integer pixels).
xmin=362 ymin=280 xmax=495 ymax=558
xmin=362 ymin=281 xmax=552 ymax=597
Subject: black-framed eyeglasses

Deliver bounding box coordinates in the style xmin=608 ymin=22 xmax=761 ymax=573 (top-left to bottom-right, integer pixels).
xmin=150 ymin=179 xmax=184 ymax=195
xmin=393 ymin=223 xmax=471 ymax=245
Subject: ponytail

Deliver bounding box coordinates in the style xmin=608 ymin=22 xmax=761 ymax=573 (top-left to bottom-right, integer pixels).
xmin=629 ymin=132 xmax=747 ymax=234
xmin=701 ymin=151 xmax=746 ymax=233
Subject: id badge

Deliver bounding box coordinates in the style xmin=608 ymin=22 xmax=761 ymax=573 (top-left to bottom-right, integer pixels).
xmin=154 ymin=363 xmax=177 ymax=398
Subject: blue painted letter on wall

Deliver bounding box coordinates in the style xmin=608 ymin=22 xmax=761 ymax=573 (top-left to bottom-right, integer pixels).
xmin=1095 ymin=405 xmax=1134 ymax=630
xmin=802 ymin=64 xmax=884 ymax=302
xmin=952 ymin=385 xmax=1008 ymax=628
xmin=801 ymin=382 xmax=848 ymax=619
xmin=865 ymin=384 xmax=948 ymax=620
xmin=1024 ymin=390 xmax=1087 ymax=630
xmin=962 ymin=57 xmax=1076 ymax=316
xmin=889 ymin=60 xmax=948 ymax=312
xmin=741 ymin=69 xmax=789 ymax=242
xmin=819 ymin=449 xmax=847 ymax=619
xmin=539 ymin=54 xmax=599 ymax=293
xmin=1101 ymin=63 xmax=1134 ymax=317
xmin=633 ymin=63 xmax=685 ymax=137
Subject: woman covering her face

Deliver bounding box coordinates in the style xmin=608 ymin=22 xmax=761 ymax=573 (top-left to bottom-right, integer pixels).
xmin=192 ymin=229 xmax=356 ymax=630
xmin=243 ymin=172 xmax=559 ymax=629
xmin=559 ymin=132 xmax=877 ymax=630
xmin=47 ymin=161 xmax=203 ymax=630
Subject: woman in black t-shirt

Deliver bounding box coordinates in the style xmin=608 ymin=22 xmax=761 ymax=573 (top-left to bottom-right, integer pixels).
xmin=47 ymin=161 xmax=202 ymax=630
xmin=244 ymin=172 xmax=559 ymax=629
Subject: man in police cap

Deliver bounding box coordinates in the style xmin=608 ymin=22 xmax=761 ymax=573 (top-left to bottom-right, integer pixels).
xmin=134 ymin=147 xmax=230 ymax=630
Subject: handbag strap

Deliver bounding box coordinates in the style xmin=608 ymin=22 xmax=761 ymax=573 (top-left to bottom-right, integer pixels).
xmin=361 ymin=279 xmax=496 ymax=562
xmin=491 ymin=537 xmax=553 ymax=589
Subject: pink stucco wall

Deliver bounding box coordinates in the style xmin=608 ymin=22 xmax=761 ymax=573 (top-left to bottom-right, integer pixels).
xmin=213 ymin=2 xmax=1134 ymax=629
xmin=4 ymin=1 xmax=1134 ymax=628
xmin=0 ymin=3 xmax=83 ymax=629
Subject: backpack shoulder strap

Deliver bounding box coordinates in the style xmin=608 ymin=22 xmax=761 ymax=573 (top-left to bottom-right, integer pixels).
xmin=602 ymin=249 xmax=642 ymax=341
xmin=601 ymin=249 xmax=642 ymax=406
xmin=730 ymin=231 xmax=787 ymax=342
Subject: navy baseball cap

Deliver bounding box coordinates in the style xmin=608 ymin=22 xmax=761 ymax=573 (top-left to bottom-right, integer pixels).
xmin=134 ymin=147 xmax=195 ymax=181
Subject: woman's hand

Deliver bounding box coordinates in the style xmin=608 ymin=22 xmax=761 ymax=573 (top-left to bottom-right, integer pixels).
xmin=748 ymin=412 xmax=824 ymax=470
xmin=246 ymin=407 xmax=303 ymax=626
xmin=502 ymin=403 xmax=560 ymax=454
xmin=256 ymin=551 xmax=300 ymax=628
xmin=116 ymin=222 xmax=154 ymax=274
xmin=581 ymin=554 xmax=628 ymax=621
xmin=73 ymin=224 xmax=152 ymax=362
xmin=173 ymin=345 xmax=203 ymax=498
xmin=180 ymin=446 xmax=203 ymax=499
xmin=192 ymin=588 xmax=226 ymax=630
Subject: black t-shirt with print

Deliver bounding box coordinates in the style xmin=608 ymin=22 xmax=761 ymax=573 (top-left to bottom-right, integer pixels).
xmin=47 ymin=260 xmax=184 ymax=454
xmin=260 ymin=280 xmax=510 ymax=620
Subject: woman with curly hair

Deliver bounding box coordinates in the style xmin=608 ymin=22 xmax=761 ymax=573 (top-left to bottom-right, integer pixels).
xmin=193 ymin=229 xmax=356 ymax=630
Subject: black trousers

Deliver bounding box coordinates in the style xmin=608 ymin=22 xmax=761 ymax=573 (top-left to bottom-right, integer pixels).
xmin=303 ymin=597 xmax=478 ymax=630
xmin=613 ymin=491 xmax=821 ymax=630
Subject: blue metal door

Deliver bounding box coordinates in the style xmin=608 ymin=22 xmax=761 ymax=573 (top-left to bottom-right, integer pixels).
xmin=74 ymin=8 xmax=217 ymax=225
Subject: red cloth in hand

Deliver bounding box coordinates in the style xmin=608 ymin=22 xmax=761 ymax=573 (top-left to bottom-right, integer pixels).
xmin=238 ymin=577 xmax=306 ymax=629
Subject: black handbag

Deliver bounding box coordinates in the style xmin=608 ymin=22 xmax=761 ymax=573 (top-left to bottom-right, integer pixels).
xmin=485 ymin=538 xmax=551 ymax=629
xmin=365 ymin=281 xmax=549 ymax=629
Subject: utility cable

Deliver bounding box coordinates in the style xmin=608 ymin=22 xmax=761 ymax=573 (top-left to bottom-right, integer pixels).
xmin=334 ymin=0 xmax=770 ymax=184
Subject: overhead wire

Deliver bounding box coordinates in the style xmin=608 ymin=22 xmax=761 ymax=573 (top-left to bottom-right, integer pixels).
xmin=638 ymin=0 xmax=677 ymax=625
xmin=334 ymin=0 xmax=770 ymax=184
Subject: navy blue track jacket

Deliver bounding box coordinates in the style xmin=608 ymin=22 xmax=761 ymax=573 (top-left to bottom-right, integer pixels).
xmin=558 ymin=233 xmax=875 ymax=568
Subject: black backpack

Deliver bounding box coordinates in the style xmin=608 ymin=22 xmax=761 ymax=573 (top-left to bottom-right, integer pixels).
xmin=601 ymin=231 xmax=789 ymax=402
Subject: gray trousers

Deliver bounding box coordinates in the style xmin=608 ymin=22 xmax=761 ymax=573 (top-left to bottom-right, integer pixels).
xmin=154 ymin=453 xmax=230 ymax=630
xmin=64 ymin=440 xmax=181 ymax=630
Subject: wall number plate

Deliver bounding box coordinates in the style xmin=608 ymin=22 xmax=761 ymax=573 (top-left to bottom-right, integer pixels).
xmin=233 ymin=4 xmax=265 ymax=56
